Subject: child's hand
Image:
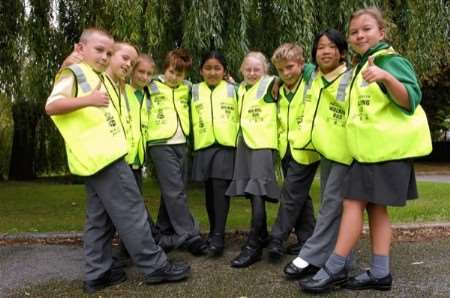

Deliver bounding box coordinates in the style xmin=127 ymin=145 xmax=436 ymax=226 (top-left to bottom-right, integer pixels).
xmin=85 ymin=81 xmax=109 ymax=107
xmin=362 ymin=56 xmax=389 ymax=84
xmin=61 ymin=45 xmax=83 ymax=68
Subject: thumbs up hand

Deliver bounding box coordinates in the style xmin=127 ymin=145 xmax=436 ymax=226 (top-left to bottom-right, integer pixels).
xmin=361 ymin=56 xmax=388 ymax=84
xmin=85 ymin=81 xmax=110 ymax=107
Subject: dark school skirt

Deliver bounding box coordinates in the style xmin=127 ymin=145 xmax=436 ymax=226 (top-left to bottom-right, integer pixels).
xmin=341 ymin=159 xmax=418 ymax=207
xmin=225 ymin=135 xmax=281 ymax=202
xmin=191 ymin=146 xmax=235 ymax=182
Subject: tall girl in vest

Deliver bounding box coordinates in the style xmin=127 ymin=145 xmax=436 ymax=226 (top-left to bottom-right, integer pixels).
xmin=147 ymin=49 xmax=207 ymax=256
xmin=191 ymin=51 xmax=239 ymax=257
xmin=284 ymin=29 xmax=354 ymax=278
xmin=300 ymin=7 xmax=431 ymax=293
xmin=226 ymin=51 xmax=281 ymax=268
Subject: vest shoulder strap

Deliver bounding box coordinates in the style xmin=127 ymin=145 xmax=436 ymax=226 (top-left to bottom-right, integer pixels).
xmin=68 ymin=64 xmax=91 ymax=93
xmin=143 ymin=85 xmax=151 ymax=111
xmin=149 ymin=81 xmax=160 ymax=94
xmin=256 ymin=76 xmax=274 ymax=99
xmin=226 ymin=82 xmax=236 ymax=98
xmin=336 ymin=70 xmax=353 ymax=102
xmin=303 ymin=71 xmax=317 ymax=101
xmin=191 ymin=84 xmax=200 ymax=101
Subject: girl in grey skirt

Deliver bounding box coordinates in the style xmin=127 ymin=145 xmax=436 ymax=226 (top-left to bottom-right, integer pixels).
xmin=300 ymin=7 xmax=432 ymax=294
xmin=191 ymin=51 xmax=239 ymax=256
xmin=226 ymin=52 xmax=281 ymax=268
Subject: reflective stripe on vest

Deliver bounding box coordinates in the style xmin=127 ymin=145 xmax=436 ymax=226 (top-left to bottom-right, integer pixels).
xmin=51 ymin=63 xmax=127 ymax=176
xmin=311 ymin=68 xmax=353 ymax=165
xmin=123 ymin=84 xmax=151 ymax=165
xmin=346 ymin=47 xmax=432 ymax=162
xmin=147 ymin=79 xmax=190 ymax=142
xmin=277 ymin=78 xmax=320 ymax=165
xmin=238 ymin=76 xmax=278 ymax=150
xmin=191 ymin=81 xmax=239 ymax=150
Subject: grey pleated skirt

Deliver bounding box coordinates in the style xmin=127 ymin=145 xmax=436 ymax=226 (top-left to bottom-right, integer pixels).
xmin=191 ymin=146 xmax=235 ymax=182
xmin=341 ymin=159 xmax=418 ymax=206
xmin=225 ymin=135 xmax=281 ymax=202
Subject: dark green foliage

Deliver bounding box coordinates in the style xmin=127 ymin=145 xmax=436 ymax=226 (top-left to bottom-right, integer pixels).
xmin=2 ymin=0 xmax=449 ymax=178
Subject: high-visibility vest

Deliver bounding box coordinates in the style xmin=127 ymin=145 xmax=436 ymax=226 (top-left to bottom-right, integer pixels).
xmin=191 ymin=81 xmax=239 ymax=150
xmin=238 ymin=76 xmax=278 ymax=150
xmin=346 ymin=47 xmax=432 ymax=162
xmin=50 ymin=63 xmax=127 ymax=176
xmin=147 ymin=78 xmax=190 ymax=142
xmin=123 ymin=84 xmax=151 ymax=166
xmin=311 ymin=68 xmax=354 ymax=165
xmin=277 ymin=78 xmax=320 ymax=165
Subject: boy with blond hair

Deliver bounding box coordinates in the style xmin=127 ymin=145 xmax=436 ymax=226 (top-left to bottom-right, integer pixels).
xmin=46 ymin=28 xmax=190 ymax=294
xmin=267 ymin=43 xmax=320 ymax=261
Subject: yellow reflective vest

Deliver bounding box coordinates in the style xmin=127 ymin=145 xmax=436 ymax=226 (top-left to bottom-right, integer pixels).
xmin=346 ymin=48 xmax=432 ymax=162
xmin=147 ymin=78 xmax=190 ymax=142
xmin=191 ymin=81 xmax=239 ymax=150
xmin=277 ymin=77 xmax=320 ymax=165
xmin=311 ymin=68 xmax=354 ymax=165
xmin=50 ymin=63 xmax=127 ymax=176
xmin=238 ymin=76 xmax=278 ymax=150
xmin=123 ymin=84 xmax=151 ymax=166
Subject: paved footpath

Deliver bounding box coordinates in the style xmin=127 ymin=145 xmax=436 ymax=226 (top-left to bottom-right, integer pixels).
xmin=1 ymin=237 xmax=450 ymax=297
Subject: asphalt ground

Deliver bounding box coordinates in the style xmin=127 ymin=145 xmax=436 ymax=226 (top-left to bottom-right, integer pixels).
xmin=1 ymin=173 xmax=448 ymax=297
xmin=1 ymin=235 xmax=450 ymax=298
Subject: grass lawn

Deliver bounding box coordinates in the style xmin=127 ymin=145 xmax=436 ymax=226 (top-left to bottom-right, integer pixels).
xmin=0 ymin=179 xmax=449 ymax=234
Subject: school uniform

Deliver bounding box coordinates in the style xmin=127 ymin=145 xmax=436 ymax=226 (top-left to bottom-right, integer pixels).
xmin=270 ymin=73 xmax=320 ymax=251
xmin=297 ymin=63 xmax=354 ymax=267
xmin=47 ymin=64 xmax=167 ymax=282
xmin=147 ymin=76 xmax=202 ymax=250
xmin=226 ymin=76 xmax=281 ymax=255
xmin=342 ymin=42 xmax=431 ymax=205
xmin=191 ymin=81 xmax=238 ymax=248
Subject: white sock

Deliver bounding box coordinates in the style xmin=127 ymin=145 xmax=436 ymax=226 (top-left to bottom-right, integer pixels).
xmin=293 ymin=257 xmax=309 ymax=268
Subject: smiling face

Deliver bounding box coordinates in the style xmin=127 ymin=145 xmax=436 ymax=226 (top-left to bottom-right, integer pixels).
xmin=109 ymin=44 xmax=138 ymax=82
xmin=164 ymin=65 xmax=186 ymax=88
xmin=348 ymin=13 xmax=385 ymax=55
xmin=315 ymin=35 xmax=343 ymax=74
xmin=79 ymin=32 xmax=114 ymax=72
xmin=241 ymin=57 xmax=265 ymax=85
xmin=131 ymin=59 xmax=154 ymax=89
xmin=200 ymin=58 xmax=225 ymax=86
xmin=274 ymin=59 xmax=303 ymax=89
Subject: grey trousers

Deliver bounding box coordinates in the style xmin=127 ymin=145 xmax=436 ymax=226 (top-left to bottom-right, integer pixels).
xmin=149 ymin=144 xmax=200 ymax=249
xmin=84 ymin=159 xmax=167 ymax=280
xmin=271 ymin=153 xmax=319 ymax=243
xmin=298 ymin=158 xmax=349 ymax=267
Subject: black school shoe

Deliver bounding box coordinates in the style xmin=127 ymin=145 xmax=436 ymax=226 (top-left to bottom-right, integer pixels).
xmin=230 ymin=245 xmax=262 ymax=268
xmin=283 ymin=262 xmax=319 ymax=279
xmin=207 ymin=233 xmax=225 ymax=257
xmin=145 ymin=261 xmax=191 ymax=284
xmin=187 ymin=238 xmax=208 ymax=256
xmin=83 ymin=268 xmax=127 ymax=294
xmin=344 ymin=270 xmax=392 ymax=291
xmin=267 ymin=238 xmax=284 ymax=262
xmin=299 ymin=267 xmax=348 ymax=294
